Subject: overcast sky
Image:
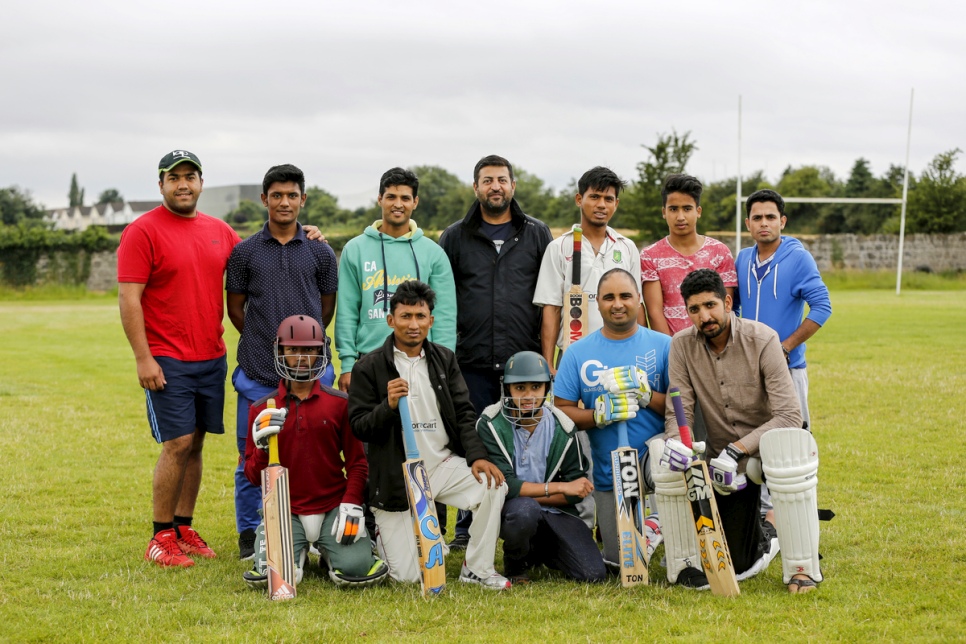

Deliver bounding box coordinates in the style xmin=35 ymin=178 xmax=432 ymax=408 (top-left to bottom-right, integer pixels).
xmin=2 ymin=0 xmax=962 ymax=210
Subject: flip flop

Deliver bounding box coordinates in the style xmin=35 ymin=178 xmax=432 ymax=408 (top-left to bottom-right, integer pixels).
xmin=788 ymin=577 xmax=818 ymax=594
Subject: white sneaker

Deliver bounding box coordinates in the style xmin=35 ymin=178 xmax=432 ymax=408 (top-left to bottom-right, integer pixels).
xmin=459 ymin=561 xmax=511 ymax=590
xmin=736 ymin=534 xmax=780 ymax=582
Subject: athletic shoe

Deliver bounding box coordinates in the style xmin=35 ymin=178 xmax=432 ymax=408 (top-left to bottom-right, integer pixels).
xmin=449 ymin=533 xmax=470 ymax=551
xmin=459 ymin=561 xmax=511 ymax=591
xmin=238 ymin=529 xmax=256 ymax=561
xmin=676 ymin=567 xmax=710 ymax=590
xmin=737 ymin=527 xmax=781 ymax=581
xmin=644 ymin=514 xmax=663 ymax=561
xmin=145 ymin=529 xmax=194 ymax=568
xmin=176 ymin=526 xmax=217 ymax=558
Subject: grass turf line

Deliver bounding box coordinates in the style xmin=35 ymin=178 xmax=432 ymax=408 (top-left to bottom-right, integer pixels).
xmin=0 ymin=290 xmax=963 ymax=641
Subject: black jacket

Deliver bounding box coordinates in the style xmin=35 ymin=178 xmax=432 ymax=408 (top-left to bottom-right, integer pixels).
xmin=438 ymin=199 xmax=552 ymax=371
xmin=348 ymin=333 xmax=486 ymax=512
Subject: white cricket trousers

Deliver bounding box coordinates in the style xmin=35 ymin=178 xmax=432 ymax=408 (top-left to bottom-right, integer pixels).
xmin=373 ymin=454 xmax=507 ymax=583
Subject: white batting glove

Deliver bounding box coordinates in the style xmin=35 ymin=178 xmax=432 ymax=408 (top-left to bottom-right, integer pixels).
xmin=593 ymin=392 xmax=639 ymax=427
xmin=252 ymin=407 xmax=287 ymax=450
xmin=659 ymin=438 xmax=695 ymax=472
xmin=601 ymin=366 xmax=653 ymax=408
xmin=709 ymin=444 xmax=746 ymax=495
xmin=330 ymin=503 xmax=366 ymax=545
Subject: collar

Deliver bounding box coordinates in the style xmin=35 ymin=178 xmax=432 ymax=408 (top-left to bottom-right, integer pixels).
xmin=258 ymin=221 xmax=306 ymax=243
xmin=392 ymin=344 xmax=426 ymax=360
xmin=278 ymin=377 xmax=321 ymax=402
xmin=373 ymin=219 xmax=418 ymax=239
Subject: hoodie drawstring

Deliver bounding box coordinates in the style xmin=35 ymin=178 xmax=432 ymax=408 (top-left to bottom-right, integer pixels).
xmin=378 ymin=234 xmax=422 ymax=313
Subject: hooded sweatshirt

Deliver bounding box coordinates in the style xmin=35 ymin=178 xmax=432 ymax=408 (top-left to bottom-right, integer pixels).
xmin=733 ymin=235 xmax=832 ymax=369
xmin=335 ymin=220 xmax=456 ymax=374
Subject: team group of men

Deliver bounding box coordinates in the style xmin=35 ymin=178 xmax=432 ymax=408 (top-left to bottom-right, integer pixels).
xmin=119 ymin=149 xmax=831 ymax=594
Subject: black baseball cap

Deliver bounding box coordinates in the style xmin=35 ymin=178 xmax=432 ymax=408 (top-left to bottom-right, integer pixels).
xmin=158 ymin=150 xmax=203 ymax=176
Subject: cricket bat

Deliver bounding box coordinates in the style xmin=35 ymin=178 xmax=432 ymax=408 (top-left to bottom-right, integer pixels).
xmin=668 ymin=387 xmax=740 ymax=597
xmin=261 ymin=398 xmax=297 ymax=601
xmin=610 ymin=420 xmax=648 ymax=587
xmin=399 ymin=396 xmax=446 ymax=597
xmin=564 ymin=225 xmax=589 ymax=348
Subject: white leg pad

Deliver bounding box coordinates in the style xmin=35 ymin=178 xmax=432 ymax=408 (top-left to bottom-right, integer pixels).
xmin=761 ymin=428 xmax=823 ymax=584
xmin=650 ymin=438 xmax=701 ymax=583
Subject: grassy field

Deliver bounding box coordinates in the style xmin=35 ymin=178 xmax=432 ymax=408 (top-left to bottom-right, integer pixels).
xmin=1 ymin=289 xmax=964 ymax=642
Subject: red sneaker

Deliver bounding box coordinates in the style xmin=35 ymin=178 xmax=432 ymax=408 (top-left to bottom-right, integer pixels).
xmin=145 ymin=529 xmax=194 ymax=568
xmin=176 ymin=526 xmax=217 ymax=559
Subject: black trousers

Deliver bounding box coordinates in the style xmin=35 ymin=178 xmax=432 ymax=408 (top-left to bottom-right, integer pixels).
xmin=715 ymin=481 xmax=765 ymax=575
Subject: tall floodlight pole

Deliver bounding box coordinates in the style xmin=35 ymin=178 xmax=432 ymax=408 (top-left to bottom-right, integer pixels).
xmin=735 ymin=95 xmax=743 ymax=257
xmin=896 ymin=89 xmax=915 ymax=295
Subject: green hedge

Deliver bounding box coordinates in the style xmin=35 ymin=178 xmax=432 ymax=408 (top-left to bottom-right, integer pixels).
xmin=0 ymin=225 xmax=119 ymax=286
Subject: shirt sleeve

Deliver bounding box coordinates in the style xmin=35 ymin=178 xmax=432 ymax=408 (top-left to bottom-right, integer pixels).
xmin=715 ymin=243 xmax=738 ymax=288
xmin=335 ymin=247 xmax=363 ymax=373
xmin=427 ymin=247 xmax=458 ymax=351
xmin=640 ymin=246 xmax=659 ymax=283
xmin=532 ymin=237 xmax=565 ymax=307
xmin=117 ymin=224 xmax=152 ymax=283
xmin=225 ymin=243 xmax=248 ymax=294
xmin=553 ymin=348 xmax=581 ymax=403
xmin=316 ymin=243 xmax=339 ymax=295
xmin=743 ymin=334 xmax=803 ymax=454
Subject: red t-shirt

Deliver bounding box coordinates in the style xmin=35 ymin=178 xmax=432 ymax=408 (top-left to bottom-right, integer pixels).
xmin=244 ymin=381 xmax=367 ymax=515
xmin=117 ymin=205 xmax=241 ymax=361
xmin=640 ymin=236 xmax=738 ymax=335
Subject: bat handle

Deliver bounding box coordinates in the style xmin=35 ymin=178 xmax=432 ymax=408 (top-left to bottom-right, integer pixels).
xmin=399 ymin=396 xmax=419 ymax=460
xmin=266 ymin=398 xmax=281 ymax=464
xmin=615 ymin=420 xmax=630 ymax=448
xmin=668 ymin=387 xmax=693 ymax=449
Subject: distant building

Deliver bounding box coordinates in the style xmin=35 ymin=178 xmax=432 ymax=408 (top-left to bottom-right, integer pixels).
xmin=46 ymin=185 xmax=262 ymax=231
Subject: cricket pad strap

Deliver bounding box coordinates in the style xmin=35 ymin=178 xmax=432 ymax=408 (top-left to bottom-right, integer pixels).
xmin=650 ymin=438 xmax=701 ymax=584
xmin=760 ymin=428 xmax=823 ymax=584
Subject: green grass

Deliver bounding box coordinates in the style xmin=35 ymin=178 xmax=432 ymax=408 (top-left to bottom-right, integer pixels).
xmin=1 ymin=291 xmax=964 ymax=642
xmin=823 ymin=268 xmax=966 ymax=291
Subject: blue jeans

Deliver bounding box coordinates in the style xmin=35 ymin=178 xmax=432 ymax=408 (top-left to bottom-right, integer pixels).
xmin=500 ymin=496 xmax=607 ymax=582
xmin=232 ymin=364 xmax=335 ymax=533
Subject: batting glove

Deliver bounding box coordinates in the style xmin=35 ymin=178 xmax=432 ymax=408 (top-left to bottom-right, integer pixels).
xmin=593 ymin=392 xmax=639 ymax=427
xmin=709 ymin=444 xmax=747 ymax=494
xmin=659 ymin=438 xmax=696 ymax=472
xmin=252 ymin=407 xmax=287 ymax=450
xmin=331 ymin=503 xmax=366 ymax=545
xmin=601 ymin=366 xmax=653 ymax=408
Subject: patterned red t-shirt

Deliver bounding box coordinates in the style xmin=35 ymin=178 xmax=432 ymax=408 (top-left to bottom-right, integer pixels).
xmin=640 ymin=236 xmax=737 ymax=335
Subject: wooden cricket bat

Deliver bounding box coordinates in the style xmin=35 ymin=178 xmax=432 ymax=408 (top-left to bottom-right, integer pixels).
xmin=399 ymin=396 xmax=446 ymax=597
xmin=611 ymin=420 xmax=648 ymax=587
xmin=261 ymin=398 xmax=296 ymax=601
xmin=668 ymin=387 xmax=740 ymax=597
xmin=564 ymin=225 xmax=589 ymax=348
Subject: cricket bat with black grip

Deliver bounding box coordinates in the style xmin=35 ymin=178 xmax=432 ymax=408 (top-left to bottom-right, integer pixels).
xmin=261 ymin=398 xmax=297 ymax=600
xmin=564 ymin=225 xmax=589 ymax=348
xmin=668 ymin=387 xmax=740 ymax=597
xmin=610 ymin=420 xmax=648 ymax=587
xmin=399 ymin=395 xmax=446 ymax=597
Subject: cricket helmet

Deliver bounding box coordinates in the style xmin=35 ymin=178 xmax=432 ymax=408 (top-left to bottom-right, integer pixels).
xmin=274 ymin=315 xmax=327 ymax=382
xmin=501 ymin=351 xmax=552 ymax=424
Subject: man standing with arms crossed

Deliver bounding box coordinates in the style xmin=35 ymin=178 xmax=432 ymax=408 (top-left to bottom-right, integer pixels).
xmin=533 ymin=166 xmax=643 ymax=372
xmin=226 ymin=164 xmax=339 ymax=560
xmin=439 ymin=154 xmax=552 ymax=549
xmin=119 ymin=150 xmax=241 ymax=567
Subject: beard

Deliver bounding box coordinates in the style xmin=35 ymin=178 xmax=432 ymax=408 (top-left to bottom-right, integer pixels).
xmin=478 ymin=191 xmax=511 ymax=216
xmin=700 ymin=317 xmax=729 ymax=339
xmin=164 ymin=195 xmax=198 ymax=215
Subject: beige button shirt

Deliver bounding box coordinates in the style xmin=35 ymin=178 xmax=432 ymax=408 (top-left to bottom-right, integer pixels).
xmin=664 ymin=314 xmax=802 ymax=462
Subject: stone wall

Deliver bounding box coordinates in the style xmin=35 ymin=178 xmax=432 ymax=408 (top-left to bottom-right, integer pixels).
xmin=13 ymin=233 xmax=966 ymax=291
xmin=708 ymin=233 xmax=966 ymax=273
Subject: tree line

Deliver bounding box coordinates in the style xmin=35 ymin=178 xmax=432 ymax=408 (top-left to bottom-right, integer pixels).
xmin=2 ymin=136 xmax=965 ymax=237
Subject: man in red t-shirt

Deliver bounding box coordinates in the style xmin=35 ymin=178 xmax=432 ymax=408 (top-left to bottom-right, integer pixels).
xmin=639 ymin=174 xmax=737 ymax=336
xmin=118 ymin=150 xmax=241 ymax=568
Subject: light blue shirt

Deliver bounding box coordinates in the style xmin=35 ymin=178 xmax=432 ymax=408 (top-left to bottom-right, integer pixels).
xmin=511 ymin=410 xmax=559 ymax=514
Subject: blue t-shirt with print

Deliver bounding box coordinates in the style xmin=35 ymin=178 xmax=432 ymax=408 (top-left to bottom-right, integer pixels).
xmin=554 ymin=327 xmax=671 ymax=490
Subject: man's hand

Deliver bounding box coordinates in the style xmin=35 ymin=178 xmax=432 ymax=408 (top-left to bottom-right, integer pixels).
xmin=252 ymin=407 xmax=287 ymax=450
xmin=560 ymin=477 xmax=594 ymax=499
xmin=302 ymin=225 xmax=327 ymax=243
xmin=387 ymin=378 xmax=409 ymax=410
xmin=330 ymin=503 xmax=366 ymax=545
xmin=601 ymin=365 xmax=652 ymax=407
xmin=136 ymin=356 xmax=167 ymax=391
xmin=338 ymin=372 xmax=351 ymax=393
xmin=471 ymin=459 xmax=505 ymax=489
xmin=593 ymin=392 xmax=639 ymax=427
xmin=709 ymin=444 xmax=746 ymax=494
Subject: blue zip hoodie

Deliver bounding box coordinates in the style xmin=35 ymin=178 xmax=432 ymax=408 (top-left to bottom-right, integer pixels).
xmin=733 ymin=236 xmax=831 ymax=369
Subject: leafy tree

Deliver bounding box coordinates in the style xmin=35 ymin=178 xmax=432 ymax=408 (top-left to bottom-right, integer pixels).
xmin=511 ymin=168 xmax=556 ymax=223
xmin=775 ymin=165 xmax=841 ymax=234
xmin=68 ymin=173 xmax=84 ymax=208
xmin=832 ymin=158 xmax=897 ymax=234
xmin=622 ymin=130 xmax=698 ymax=238
xmin=96 ymin=189 xmax=124 ymax=205
xmin=407 ymin=165 xmax=473 ymax=230
xmin=0 ymin=186 xmax=46 ymax=227
xmin=699 ymin=171 xmax=772 ymax=233
xmin=301 ymin=187 xmax=363 ymax=230
xmin=907 ymin=148 xmax=966 ymax=233
xmin=225 ymin=199 xmax=266 ymax=225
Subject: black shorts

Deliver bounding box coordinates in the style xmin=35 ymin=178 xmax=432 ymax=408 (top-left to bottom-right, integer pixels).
xmin=145 ymin=355 xmax=227 ymax=443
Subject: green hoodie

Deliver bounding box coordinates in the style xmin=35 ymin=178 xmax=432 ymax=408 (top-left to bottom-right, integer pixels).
xmin=336 ymin=220 xmax=456 ymax=374
xmin=477 ymin=401 xmax=590 ymax=518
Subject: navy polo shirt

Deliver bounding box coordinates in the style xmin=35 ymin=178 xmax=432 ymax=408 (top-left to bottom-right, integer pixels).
xmin=226 ymin=223 xmax=338 ymax=387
